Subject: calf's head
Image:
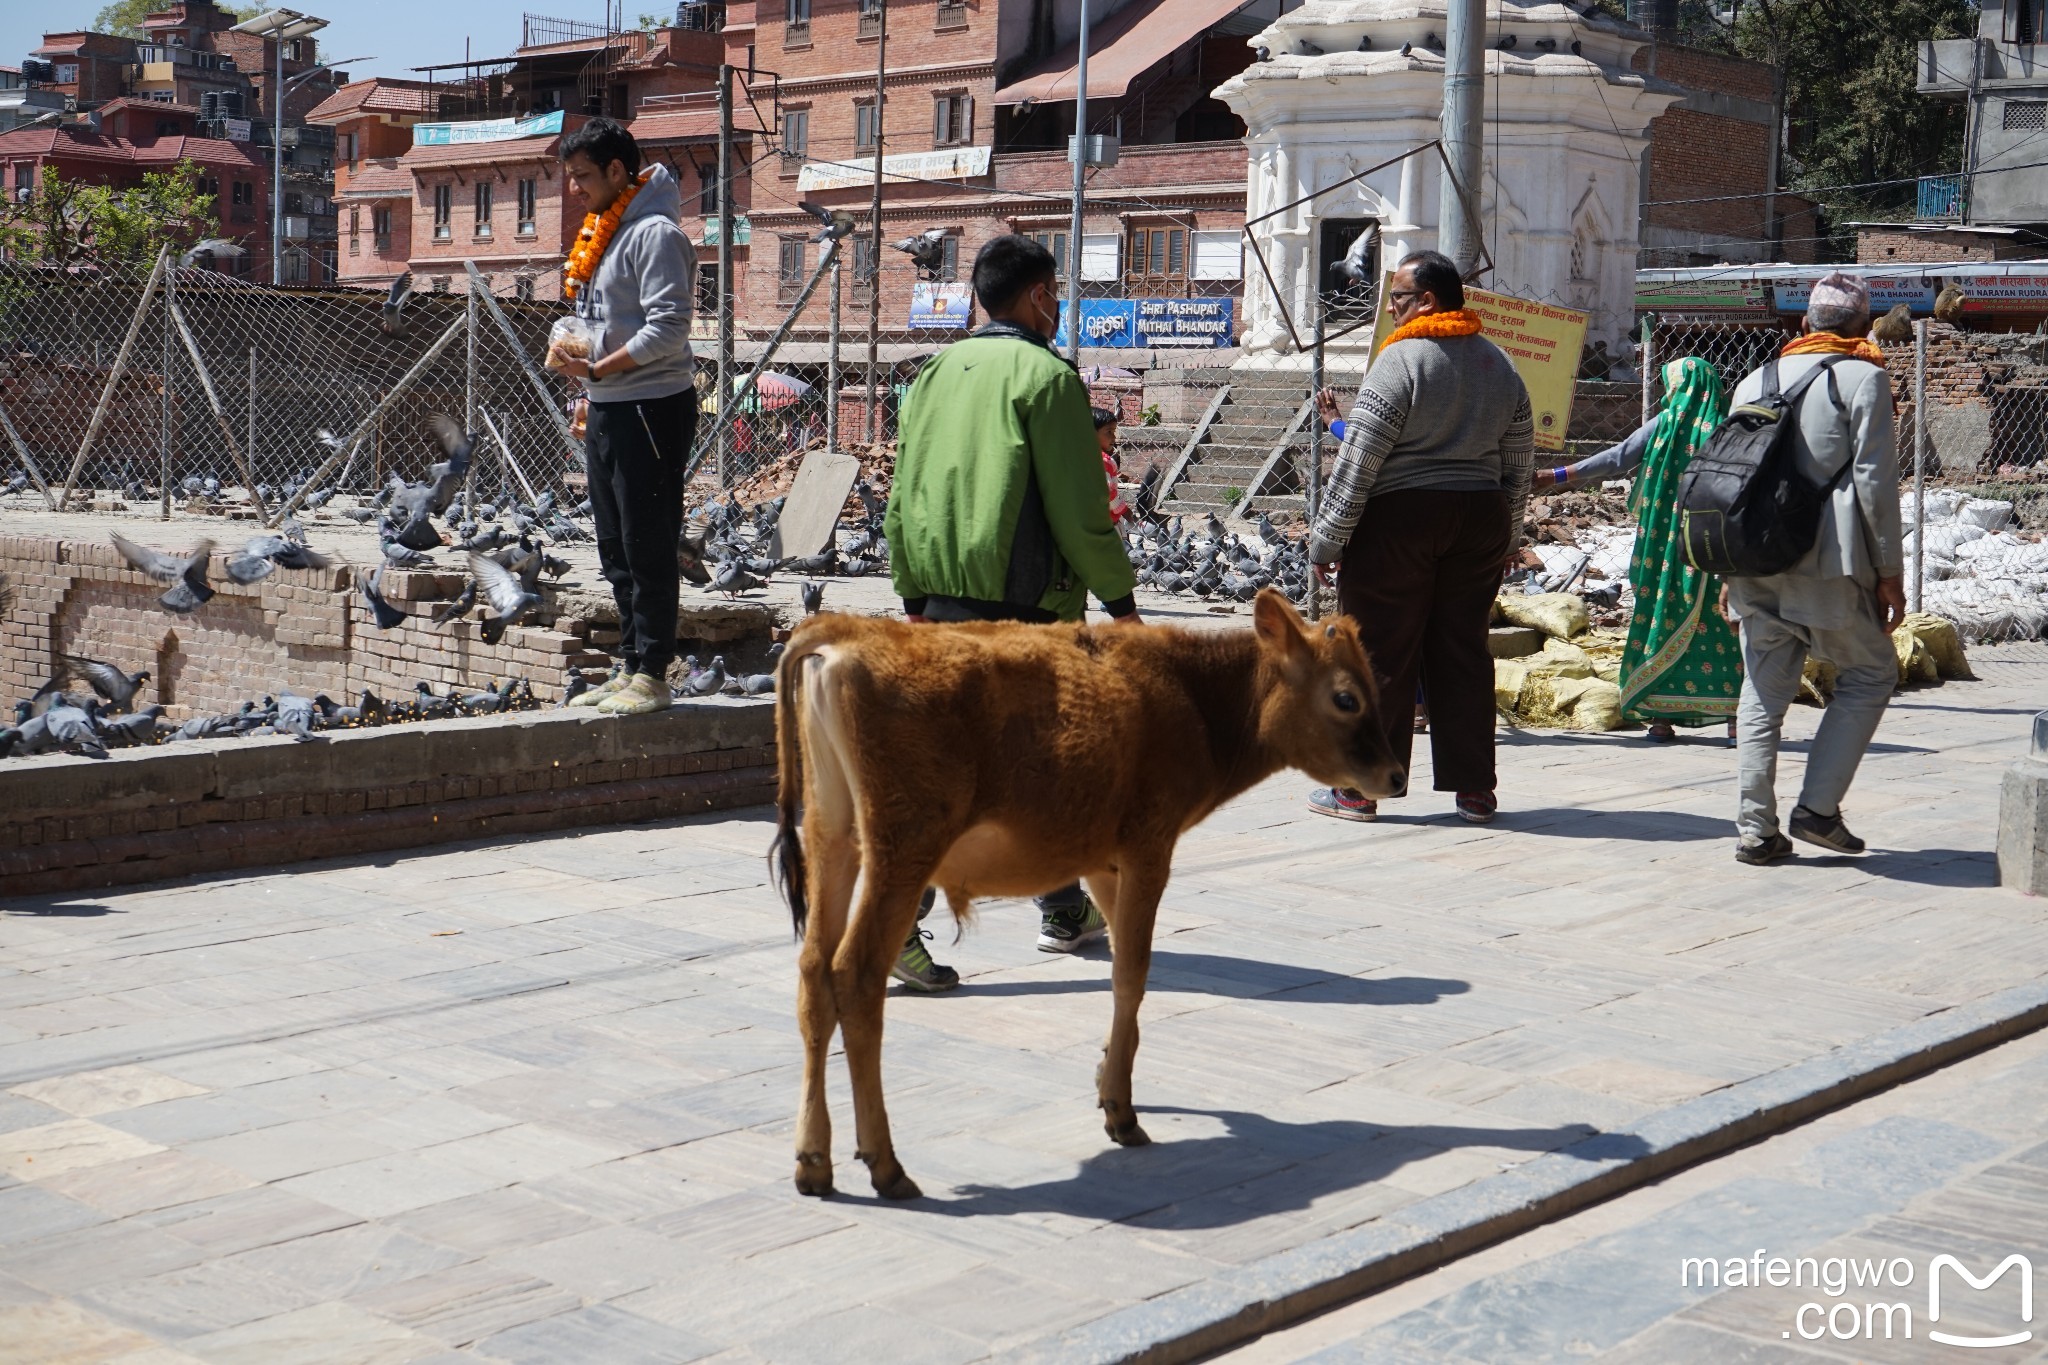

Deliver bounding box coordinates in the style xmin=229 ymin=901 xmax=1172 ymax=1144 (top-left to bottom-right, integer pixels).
xmin=1251 ymin=588 xmax=1405 ymax=799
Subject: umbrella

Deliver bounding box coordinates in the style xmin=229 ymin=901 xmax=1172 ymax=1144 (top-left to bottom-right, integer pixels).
xmin=1080 ymin=365 xmax=1139 ymax=383
xmin=738 ymin=370 xmax=815 ymax=411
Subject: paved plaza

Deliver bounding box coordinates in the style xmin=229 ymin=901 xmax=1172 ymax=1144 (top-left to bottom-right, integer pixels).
xmin=0 ymin=642 xmax=2044 ymax=1363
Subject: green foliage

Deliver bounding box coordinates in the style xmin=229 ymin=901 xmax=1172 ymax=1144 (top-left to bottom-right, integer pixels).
xmin=1140 ymin=402 xmax=1163 ymax=427
xmin=1720 ymin=0 xmax=1973 ymax=241
xmin=0 ymin=160 xmax=219 ymax=269
xmin=95 ymin=0 xmax=261 ymax=36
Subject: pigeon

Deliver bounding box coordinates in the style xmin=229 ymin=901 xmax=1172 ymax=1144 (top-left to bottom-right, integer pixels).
xmin=560 ymin=673 xmax=592 ymax=706
xmin=381 ymin=538 xmax=430 ymax=567
xmin=4 ymin=471 xmax=29 ymax=496
xmin=168 ymin=713 xmax=232 ymax=742
xmin=382 ymin=271 xmax=414 ymax=337
xmin=713 ymin=561 xmax=767 ymax=596
xmin=43 ymin=701 xmax=107 ymax=759
xmin=102 ymin=706 xmax=167 ymax=747
xmin=800 ymin=581 xmax=826 ymax=616
xmin=724 ymin=670 xmax=776 ymax=696
xmin=110 ymin=533 xmax=215 ymax=613
xmin=274 ymin=692 xmax=319 ymax=742
xmin=59 ymin=655 xmax=150 ymax=712
xmin=431 ymin=579 xmax=477 ymax=626
xmin=472 ymin=552 xmax=540 ymax=645
xmin=411 ymin=682 xmax=456 ymax=720
xmin=359 ymin=564 xmax=409 ymax=629
xmin=180 ymin=237 xmax=246 ymax=266
xmin=225 ymin=533 xmax=332 ymax=584
xmin=891 ymin=227 xmax=951 ymax=275
xmin=685 ymin=655 xmax=728 ymax=696
xmin=780 ymin=548 xmax=837 ymax=576
xmin=1331 ymin=222 xmax=1379 ymax=287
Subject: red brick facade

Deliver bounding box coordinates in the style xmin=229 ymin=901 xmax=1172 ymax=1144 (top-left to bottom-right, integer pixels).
xmin=1856 ymin=228 xmax=2041 ymax=265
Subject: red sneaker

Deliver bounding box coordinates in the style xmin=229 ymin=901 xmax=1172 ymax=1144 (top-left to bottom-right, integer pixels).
xmin=1308 ymin=787 xmax=1378 ymax=822
xmin=1455 ymin=791 xmax=1498 ymax=824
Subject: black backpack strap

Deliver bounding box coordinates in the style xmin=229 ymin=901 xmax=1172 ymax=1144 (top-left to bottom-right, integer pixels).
xmin=1761 ymin=356 xmax=1783 ymax=403
xmin=1776 ymin=354 xmax=1850 ymax=414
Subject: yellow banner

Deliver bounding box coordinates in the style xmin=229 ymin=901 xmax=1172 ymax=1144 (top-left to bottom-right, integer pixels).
xmin=1367 ymin=279 xmax=1589 ymax=452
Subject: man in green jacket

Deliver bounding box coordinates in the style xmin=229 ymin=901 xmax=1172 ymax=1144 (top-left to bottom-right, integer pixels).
xmin=884 ymin=234 xmax=1142 ymax=990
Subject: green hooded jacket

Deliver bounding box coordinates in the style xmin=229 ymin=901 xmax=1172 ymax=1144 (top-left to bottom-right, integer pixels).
xmin=886 ymin=326 xmax=1137 ymax=622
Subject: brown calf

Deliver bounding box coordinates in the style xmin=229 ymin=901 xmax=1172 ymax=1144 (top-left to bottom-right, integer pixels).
xmin=770 ymin=589 xmax=1404 ymax=1199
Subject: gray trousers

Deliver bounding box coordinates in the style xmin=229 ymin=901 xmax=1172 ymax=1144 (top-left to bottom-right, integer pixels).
xmin=1735 ymin=594 xmax=1896 ymax=842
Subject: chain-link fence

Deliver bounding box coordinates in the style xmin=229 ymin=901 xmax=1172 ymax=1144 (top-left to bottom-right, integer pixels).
xmin=0 ymin=256 xmax=590 ymax=521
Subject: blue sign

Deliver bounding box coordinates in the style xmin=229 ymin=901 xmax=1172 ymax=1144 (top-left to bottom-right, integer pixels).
xmin=1771 ymin=277 xmax=1936 ymax=315
xmin=1056 ymin=297 xmax=1234 ymax=349
xmin=413 ymin=110 xmax=565 ymax=147
xmin=908 ymin=281 xmax=972 ymax=329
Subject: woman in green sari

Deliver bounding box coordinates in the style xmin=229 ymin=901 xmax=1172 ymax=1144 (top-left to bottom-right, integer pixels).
xmin=1532 ymin=356 xmax=1740 ymax=743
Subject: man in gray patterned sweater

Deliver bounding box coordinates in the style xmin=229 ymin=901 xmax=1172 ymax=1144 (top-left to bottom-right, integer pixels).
xmin=1306 ymin=249 xmax=1534 ymax=825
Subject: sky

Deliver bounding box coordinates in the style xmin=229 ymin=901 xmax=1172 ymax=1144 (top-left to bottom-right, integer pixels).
xmin=0 ymin=0 xmax=618 ymax=85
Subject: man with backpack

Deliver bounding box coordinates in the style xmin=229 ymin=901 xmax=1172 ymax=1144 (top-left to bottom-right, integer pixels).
xmin=1720 ymin=273 xmax=1905 ymax=865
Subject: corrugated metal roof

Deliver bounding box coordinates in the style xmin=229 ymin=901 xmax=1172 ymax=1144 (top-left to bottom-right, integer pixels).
xmin=993 ymin=0 xmax=1254 ymax=104
xmin=400 ymin=133 xmax=561 ymax=170
xmin=631 ymin=102 xmax=769 ymax=144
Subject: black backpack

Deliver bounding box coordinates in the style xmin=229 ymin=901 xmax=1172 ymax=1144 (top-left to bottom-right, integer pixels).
xmin=1677 ymin=356 xmax=1855 ymax=577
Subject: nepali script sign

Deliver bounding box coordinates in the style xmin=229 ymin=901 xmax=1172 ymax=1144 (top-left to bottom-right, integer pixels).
xmin=1053 ymin=298 xmax=1235 ymax=350
xmin=413 ymin=110 xmax=566 ymax=147
xmin=1368 ymin=279 xmax=1589 ymax=452
xmin=797 ymin=145 xmax=992 ymax=193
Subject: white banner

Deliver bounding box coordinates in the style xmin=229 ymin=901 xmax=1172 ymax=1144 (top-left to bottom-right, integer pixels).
xmin=797 ymin=144 xmax=992 ymax=193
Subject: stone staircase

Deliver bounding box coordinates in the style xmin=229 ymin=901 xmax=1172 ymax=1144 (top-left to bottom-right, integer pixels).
xmin=1155 ymin=367 xmax=1322 ymax=517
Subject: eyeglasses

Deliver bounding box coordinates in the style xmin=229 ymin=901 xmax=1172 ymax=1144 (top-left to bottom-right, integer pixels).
xmin=1387 ymin=289 xmax=1423 ymax=304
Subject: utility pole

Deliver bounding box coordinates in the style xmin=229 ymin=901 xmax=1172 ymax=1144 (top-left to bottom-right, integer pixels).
xmin=1438 ymin=0 xmax=1485 ymax=274
xmin=717 ymin=62 xmax=735 ymax=486
xmin=865 ymin=0 xmax=887 ymax=445
xmin=1065 ymin=0 xmax=1091 ymax=361
xmin=827 ymin=248 xmax=842 ymax=453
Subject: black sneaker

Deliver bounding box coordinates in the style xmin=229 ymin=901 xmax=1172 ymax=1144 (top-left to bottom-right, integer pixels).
xmin=1735 ymin=833 xmax=1796 ymax=866
xmin=1037 ymin=898 xmax=1108 ymax=954
xmin=891 ymin=926 xmax=959 ymax=993
xmin=1789 ymin=805 xmax=1867 ymax=855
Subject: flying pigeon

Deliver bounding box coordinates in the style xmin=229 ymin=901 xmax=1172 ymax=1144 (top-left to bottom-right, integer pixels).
xmin=382 ymin=271 xmax=414 ymax=337
xmin=110 ymin=533 xmax=215 ymax=613
xmin=359 ymin=563 xmax=409 ymax=629
xmin=472 ymin=552 xmax=540 ymax=645
xmin=59 ymin=655 xmax=150 ymax=712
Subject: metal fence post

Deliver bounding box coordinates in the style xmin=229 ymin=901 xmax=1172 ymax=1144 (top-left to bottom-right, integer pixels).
xmin=159 ymin=282 xmax=173 ymax=520
xmin=1913 ymin=318 xmax=1928 ymax=614
xmin=246 ymin=346 xmax=256 ymax=504
xmin=827 ymin=248 xmax=842 ymax=454
xmin=1639 ymin=314 xmax=1655 ymax=429
xmin=465 ymin=269 xmax=481 ymax=503
xmin=1306 ymin=306 xmax=1325 ymax=623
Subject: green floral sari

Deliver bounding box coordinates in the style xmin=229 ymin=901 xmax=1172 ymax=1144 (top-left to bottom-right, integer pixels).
xmin=1618 ymin=357 xmax=1741 ymax=726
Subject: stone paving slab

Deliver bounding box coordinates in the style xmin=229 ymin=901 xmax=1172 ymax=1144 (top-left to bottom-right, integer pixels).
xmin=0 ymin=644 xmax=2043 ymax=1362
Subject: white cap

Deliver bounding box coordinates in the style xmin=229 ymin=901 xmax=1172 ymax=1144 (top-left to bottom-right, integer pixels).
xmin=1809 ymin=272 xmax=1870 ymax=316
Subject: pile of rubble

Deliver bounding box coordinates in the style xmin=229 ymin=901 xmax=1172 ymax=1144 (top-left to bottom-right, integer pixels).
xmin=728 ymin=442 xmax=896 ymax=519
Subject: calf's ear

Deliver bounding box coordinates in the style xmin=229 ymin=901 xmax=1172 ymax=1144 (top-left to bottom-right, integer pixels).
xmin=1253 ymin=588 xmax=1312 ymax=679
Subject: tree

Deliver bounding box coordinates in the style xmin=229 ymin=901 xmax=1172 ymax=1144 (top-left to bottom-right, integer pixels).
xmin=93 ymin=0 xmax=262 ymax=38
xmin=0 ymin=160 xmax=219 ymax=269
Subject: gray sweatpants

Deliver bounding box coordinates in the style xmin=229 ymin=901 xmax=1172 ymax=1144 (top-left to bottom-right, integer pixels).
xmin=1734 ymin=593 xmax=1896 ymax=843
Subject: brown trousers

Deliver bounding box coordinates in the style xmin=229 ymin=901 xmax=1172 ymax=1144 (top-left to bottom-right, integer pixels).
xmin=1337 ymin=488 xmax=1511 ymax=796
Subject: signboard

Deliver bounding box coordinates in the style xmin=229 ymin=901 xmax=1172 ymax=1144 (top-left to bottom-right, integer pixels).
xmin=222 ymin=116 xmax=252 ymax=142
xmin=1632 ymin=280 xmax=1770 ymax=313
xmin=1054 ymin=297 xmax=1235 ymax=350
xmin=412 ymin=110 xmax=565 ymax=147
xmin=1368 ymin=277 xmax=1589 ymax=452
xmin=1949 ymin=274 xmax=2048 ymax=312
xmin=797 ymin=144 xmax=991 ymax=193
xmin=1772 ymin=276 xmax=1936 ymax=314
xmin=700 ymin=215 xmax=750 ymax=247
xmin=908 ymin=281 xmax=972 ymax=329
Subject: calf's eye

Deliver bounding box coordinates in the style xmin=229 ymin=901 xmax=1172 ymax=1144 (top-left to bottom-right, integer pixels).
xmin=1333 ymin=691 xmax=1360 ymax=713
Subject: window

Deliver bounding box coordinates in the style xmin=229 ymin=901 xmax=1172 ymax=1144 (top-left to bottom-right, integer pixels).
xmin=281 ymin=248 xmax=308 ymax=283
xmin=431 ymin=274 xmax=450 ymax=293
xmin=199 ymin=176 xmax=219 ymax=201
xmin=855 ymin=99 xmax=878 ymax=152
xmin=696 ymin=262 xmax=725 ymax=318
xmin=348 ymin=204 xmax=360 ymax=255
xmin=936 ymin=0 xmax=968 ymax=29
xmin=2009 ymin=0 xmax=2047 ymax=42
xmin=1025 ymin=229 xmax=1070 ymax=277
xmin=55 ymin=64 xmax=78 ymax=84
xmin=1191 ymin=228 xmax=1242 ymax=280
xmin=231 ymin=180 xmax=252 ymax=204
xmin=433 ymin=182 xmax=452 ymax=239
xmin=474 ymin=180 xmax=493 ymax=239
xmin=373 ymin=206 xmax=392 ymax=251
xmin=517 ymin=177 xmax=536 ymax=233
xmin=1126 ymin=226 xmax=1186 ymax=284
xmin=2005 ymin=100 xmax=2048 ymax=131
xmin=698 ymin=161 xmax=720 ymax=215
xmin=779 ymin=234 xmax=807 ymax=300
xmin=933 ymin=92 xmax=971 ymax=146
xmin=785 ymin=0 xmax=811 ymax=44
xmin=14 ymin=163 xmax=34 ymax=204
xmin=338 ymin=131 xmax=356 ymax=165
xmin=859 ymin=0 xmax=882 ymax=36
xmin=780 ymin=107 xmax=809 ymax=173
xmin=514 ymin=274 xmax=535 ymax=302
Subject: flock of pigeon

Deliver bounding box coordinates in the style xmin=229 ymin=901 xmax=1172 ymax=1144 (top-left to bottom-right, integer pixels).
xmin=1123 ymin=507 xmax=1319 ymax=606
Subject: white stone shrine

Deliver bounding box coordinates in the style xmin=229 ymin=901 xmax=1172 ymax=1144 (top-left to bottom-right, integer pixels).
xmin=1216 ymin=0 xmax=1681 ymax=362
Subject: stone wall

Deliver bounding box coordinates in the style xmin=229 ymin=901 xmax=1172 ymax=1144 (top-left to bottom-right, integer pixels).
xmin=0 ymin=533 xmax=608 ymax=718
xmin=0 ymin=701 xmax=777 ymax=895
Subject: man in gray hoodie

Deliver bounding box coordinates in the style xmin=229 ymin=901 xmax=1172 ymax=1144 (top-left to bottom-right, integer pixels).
xmin=550 ymin=117 xmax=698 ymax=715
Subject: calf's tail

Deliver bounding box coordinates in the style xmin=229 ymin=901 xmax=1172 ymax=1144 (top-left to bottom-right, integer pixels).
xmin=769 ymin=641 xmax=809 ymax=940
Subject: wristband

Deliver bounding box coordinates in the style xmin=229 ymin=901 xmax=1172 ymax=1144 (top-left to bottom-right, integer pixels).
xmin=1553 ymin=466 xmax=1568 ymax=486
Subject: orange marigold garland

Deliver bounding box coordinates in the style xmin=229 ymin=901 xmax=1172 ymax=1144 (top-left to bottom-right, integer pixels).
xmin=563 ymin=167 xmax=652 ymax=302
xmin=1375 ymin=307 xmax=1485 ymax=355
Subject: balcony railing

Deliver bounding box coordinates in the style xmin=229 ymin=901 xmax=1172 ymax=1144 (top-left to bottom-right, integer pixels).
xmin=1918 ymin=174 xmax=1963 ymax=219
xmin=858 ymin=7 xmax=882 ymax=36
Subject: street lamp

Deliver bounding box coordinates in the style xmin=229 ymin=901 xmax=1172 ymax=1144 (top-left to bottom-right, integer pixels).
xmin=229 ymin=7 xmax=330 ymax=285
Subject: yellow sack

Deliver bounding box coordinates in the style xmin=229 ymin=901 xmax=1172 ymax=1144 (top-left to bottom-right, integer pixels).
xmin=1494 ymin=659 xmax=1533 ymax=712
xmin=1496 ymin=593 xmax=1590 ymax=641
xmin=1530 ymin=638 xmax=1596 ymax=679
xmin=1798 ymin=656 xmax=1837 ymax=707
xmin=1520 ymin=675 xmax=1624 ymax=731
xmin=1893 ymin=612 xmax=1974 ymax=682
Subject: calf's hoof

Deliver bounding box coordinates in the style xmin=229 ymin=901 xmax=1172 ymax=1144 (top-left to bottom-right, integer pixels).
xmin=793 ymin=1152 xmax=834 ymax=1197
xmin=1106 ymin=1118 xmax=1152 ymax=1147
xmin=868 ymin=1159 xmax=923 ymax=1201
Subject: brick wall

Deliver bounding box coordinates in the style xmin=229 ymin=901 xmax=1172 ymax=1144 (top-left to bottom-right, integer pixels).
xmin=1856 ymin=229 xmax=2039 ymax=265
xmin=0 ymin=535 xmax=600 ymax=721
xmin=0 ymin=702 xmax=778 ymax=894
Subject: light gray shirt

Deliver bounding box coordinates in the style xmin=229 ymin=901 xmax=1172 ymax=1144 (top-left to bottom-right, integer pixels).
xmin=1308 ymin=332 xmax=1534 ymax=565
xmin=571 ymin=162 xmax=697 ymax=404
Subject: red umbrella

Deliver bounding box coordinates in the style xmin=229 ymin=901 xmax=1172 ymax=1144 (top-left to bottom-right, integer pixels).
xmin=746 ymin=370 xmax=815 ymax=411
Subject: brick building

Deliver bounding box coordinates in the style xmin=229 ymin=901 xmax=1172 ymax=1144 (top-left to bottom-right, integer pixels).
xmin=0 ymin=101 xmax=271 ymax=274
xmin=1633 ymin=42 xmax=1818 ymax=268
